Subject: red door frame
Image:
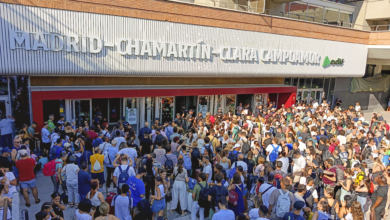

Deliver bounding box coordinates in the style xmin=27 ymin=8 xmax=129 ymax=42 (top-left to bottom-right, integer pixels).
xmin=32 ymin=86 xmax=296 ymax=129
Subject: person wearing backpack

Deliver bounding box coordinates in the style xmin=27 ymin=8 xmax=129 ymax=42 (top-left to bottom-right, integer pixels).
xmin=52 ymin=152 xmax=67 ymax=194
xmin=329 ymin=150 xmax=344 ymax=166
xmin=208 ymin=172 xmax=229 ymax=219
xmin=113 ymin=155 xmax=135 ymax=195
xmin=161 ymin=145 xmax=177 ymax=176
xmin=323 ymin=159 xmax=337 ymax=188
xmin=268 ymin=177 xmax=295 ymax=220
xmin=191 ymin=173 xmax=208 ymax=220
xmin=282 ymin=201 xmax=306 ymax=220
xmin=230 ymin=154 xmax=248 ymax=179
xmin=111 ymin=184 xmax=132 ymax=220
xmin=90 ymin=147 xmax=105 ymax=189
xmin=180 ymin=146 xmax=192 ymax=177
xmin=229 ymin=144 xmax=242 ymax=164
xmin=202 ymin=137 xmax=214 ymax=160
xmin=266 ymin=138 xmax=281 ymax=168
xmin=49 ymin=139 xmax=63 ymax=162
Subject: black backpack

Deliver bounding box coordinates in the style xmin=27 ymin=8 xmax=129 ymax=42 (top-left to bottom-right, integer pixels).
xmin=165 ymin=155 xmax=174 ymax=175
xmin=228 ymin=151 xmax=239 ymax=163
xmin=204 ymin=144 xmax=213 ymax=160
xmin=135 ymin=199 xmax=152 ymax=220
xmin=198 ymin=183 xmax=210 ymax=208
xmin=332 ymin=156 xmax=343 ymax=166
xmin=242 ymin=140 xmax=250 ymax=155
xmin=192 ymin=147 xmax=201 ymax=159
xmin=303 ymin=188 xmax=315 ymax=209
xmin=243 ymin=158 xmax=255 ymax=175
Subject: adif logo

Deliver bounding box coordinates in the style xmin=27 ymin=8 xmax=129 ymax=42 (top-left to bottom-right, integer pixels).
xmin=323 ymin=56 xmax=344 ymax=67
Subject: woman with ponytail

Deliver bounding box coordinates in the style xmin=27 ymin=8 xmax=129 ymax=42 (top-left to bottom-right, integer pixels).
xmin=86 ymin=180 xmax=105 ymax=218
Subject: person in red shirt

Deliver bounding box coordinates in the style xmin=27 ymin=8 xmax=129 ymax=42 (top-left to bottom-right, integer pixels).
xmin=86 ymin=125 xmax=98 ymax=141
xmin=15 ymin=149 xmax=40 ymax=207
xmin=322 ymin=159 xmax=337 ymax=188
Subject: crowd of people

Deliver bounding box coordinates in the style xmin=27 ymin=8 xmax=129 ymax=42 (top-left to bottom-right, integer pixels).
xmin=0 ymin=99 xmax=390 ymax=220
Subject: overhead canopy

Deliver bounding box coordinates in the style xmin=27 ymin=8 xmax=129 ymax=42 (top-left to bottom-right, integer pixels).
xmin=351 ymin=74 xmax=390 ymax=93
xmin=367 ymin=45 xmax=390 ymax=59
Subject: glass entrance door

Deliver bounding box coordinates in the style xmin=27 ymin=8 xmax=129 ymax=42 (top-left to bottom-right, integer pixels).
xmin=124 ymin=98 xmax=140 ymax=133
xmin=297 ymin=89 xmax=323 ymax=105
xmin=72 ymin=99 xmax=92 ymax=127
xmin=160 ymin=97 xmax=174 ymax=124
xmin=198 ymin=96 xmax=210 ymax=117
xmin=223 ymin=95 xmax=236 ymax=116
xmin=0 ymin=96 xmax=11 ymax=118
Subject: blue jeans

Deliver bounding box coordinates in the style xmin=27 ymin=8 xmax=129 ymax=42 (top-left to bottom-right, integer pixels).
xmin=1 ymin=133 xmax=12 ymax=148
xmin=151 ymin=198 xmax=166 ymax=213
xmin=357 ymin=195 xmax=366 ymax=212
xmin=191 ymin=201 xmax=204 ymax=220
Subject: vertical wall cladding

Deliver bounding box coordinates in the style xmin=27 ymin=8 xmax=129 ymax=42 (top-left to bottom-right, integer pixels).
xmin=0 ymin=3 xmax=368 ymax=77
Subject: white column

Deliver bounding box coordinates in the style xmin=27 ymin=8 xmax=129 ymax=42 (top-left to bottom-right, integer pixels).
xmin=155 ymin=97 xmax=160 ymax=120
xmin=210 ymin=95 xmax=214 ymax=115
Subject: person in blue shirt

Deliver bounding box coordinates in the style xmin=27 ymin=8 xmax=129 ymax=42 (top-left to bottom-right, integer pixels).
xmin=112 ymin=184 xmax=132 ymax=220
xmin=283 ymin=201 xmax=306 ymax=220
xmin=105 ymin=141 xmax=119 ymax=189
xmin=92 ymin=132 xmax=103 ymax=147
xmin=212 ymin=197 xmax=235 ymax=220
xmin=126 ymin=167 xmax=146 ymax=217
xmin=165 ymin=122 xmax=174 ymax=141
xmin=138 ymin=122 xmax=152 ymax=140
xmin=78 ymin=162 xmax=92 ymax=201
xmin=121 ymin=116 xmax=129 ymax=127
xmin=316 ymin=129 xmax=328 ymax=143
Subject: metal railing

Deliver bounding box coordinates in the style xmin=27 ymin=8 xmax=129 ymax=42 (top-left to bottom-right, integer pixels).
xmin=169 ymin=0 xmax=390 ymax=32
xmin=370 ymin=25 xmax=390 ymax=31
xmin=171 ymin=0 xmax=265 ymax=13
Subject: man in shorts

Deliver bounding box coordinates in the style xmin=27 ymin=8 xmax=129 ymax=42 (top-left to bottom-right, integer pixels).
xmin=15 ymin=149 xmax=40 ymax=206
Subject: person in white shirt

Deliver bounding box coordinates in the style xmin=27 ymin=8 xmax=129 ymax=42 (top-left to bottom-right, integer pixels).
xmin=306 ymin=177 xmax=319 ymax=208
xmin=277 ymin=151 xmax=289 ymax=174
xmin=265 ymin=138 xmax=282 ymax=162
xmin=297 ymin=137 xmax=306 ymax=155
xmin=337 ymin=130 xmax=347 ymax=145
xmin=258 ymin=174 xmax=277 ymax=208
xmin=313 ymin=100 xmax=319 ymax=109
xmin=358 ymin=113 xmax=365 ymax=122
xmin=202 ymin=156 xmax=213 ymax=183
xmin=113 ymin=130 xmax=126 ymax=150
xmin=292 ymin=150 xmax=306 ymax=173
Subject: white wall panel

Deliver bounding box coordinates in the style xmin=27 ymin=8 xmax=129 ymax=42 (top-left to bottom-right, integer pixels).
xmin=0 ymin=3 xmax=367 ymax=77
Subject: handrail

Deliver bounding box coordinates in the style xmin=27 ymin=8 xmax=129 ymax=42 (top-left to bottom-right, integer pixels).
xmin=2 ymin=198 xmax=8 ymax=220
xmin=371 ymin=25 xmax=390 ymax=32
